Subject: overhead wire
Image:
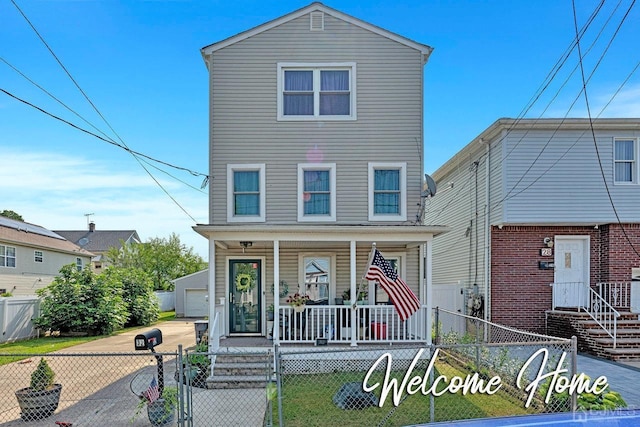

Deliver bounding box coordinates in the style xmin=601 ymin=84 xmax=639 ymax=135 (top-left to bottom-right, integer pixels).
xmin=571 ymin=0 xmax=640 ymax=258
xmin=9 ymin=0 xmax=205 ymax=223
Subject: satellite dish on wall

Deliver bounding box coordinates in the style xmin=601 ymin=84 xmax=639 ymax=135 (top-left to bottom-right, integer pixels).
xmin=423 ymin=174 xmax=437 ymax=198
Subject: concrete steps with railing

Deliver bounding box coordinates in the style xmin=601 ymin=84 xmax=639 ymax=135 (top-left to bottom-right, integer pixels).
xmin=547 ymin=309 xmax=640 ymax=361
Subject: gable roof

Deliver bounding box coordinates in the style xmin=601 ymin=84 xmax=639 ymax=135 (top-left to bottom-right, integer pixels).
xmin=54 ymin=229 xmax=140 ymax=254
xmin=0 ymin=217 xmax=93 ymax=257
xmin=201 ymin=2 xmax=433 ymax=63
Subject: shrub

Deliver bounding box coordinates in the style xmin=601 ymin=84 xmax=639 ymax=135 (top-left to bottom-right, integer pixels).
xmin=33 ymin=264 xmax=127 ymax=336
xmin=102 ymin=267 xmax=159 ymax=327
xmin=30 ymin=358 xmax=55 ymax=391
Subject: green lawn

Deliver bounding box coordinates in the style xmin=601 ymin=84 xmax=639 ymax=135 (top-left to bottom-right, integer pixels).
xmin=273 ymin=360 xmax=535 ymax=427
xmin=0 ymin=311 xmax=176 ymax=365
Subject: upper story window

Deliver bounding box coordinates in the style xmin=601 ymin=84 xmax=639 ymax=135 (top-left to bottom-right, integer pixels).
xmin=34 ymin=250 xmax=43 ymax=263
xmin=76 ymin=257 xmax=83 ymax=271
xmin=298 ymin=163 xmax=336 ymax=222
xmin=227 ymin=164 xmax=266 ymax=222
xmin=368 ymin=162 xmax=407 ymax=221
xmin=0 ymin=245 xmax=16 ymax=268
xmin=277 ymin=62 xmax=356 ymax=121
xmin=614 ymin=138 xmax=637 ymax=184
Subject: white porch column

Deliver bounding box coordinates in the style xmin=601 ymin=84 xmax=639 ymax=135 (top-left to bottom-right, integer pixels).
xmin=208 ymin=240 xmax=217 ymax=340
xmin=350 ymin=240 xmax=357 ymax=347
xmin=425 ymin=239 xmax=433 ymax=346
xmin=273 ymin=240 xmax=280 ymax=344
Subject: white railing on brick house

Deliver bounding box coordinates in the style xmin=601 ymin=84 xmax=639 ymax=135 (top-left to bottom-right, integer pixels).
xmin=598 ymin=282 xmax=631 ymax=310
xmin=551 ymin=282 xmax=622 ymax=348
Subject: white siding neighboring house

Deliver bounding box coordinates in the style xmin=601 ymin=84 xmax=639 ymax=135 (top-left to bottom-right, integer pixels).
xmin=425 ymin=118 xmax=640 ymax=334
xmin=173 ymin=269 xmax=209 ymax=318
xmin=0 ymin=217 xmax=94 ymax=296
xmin=194 ymin=2 xmax=448 ymax=345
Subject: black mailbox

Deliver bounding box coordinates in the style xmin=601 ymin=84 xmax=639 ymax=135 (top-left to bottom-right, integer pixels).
xmin=134 ymin=328 xmax=163 ymax=350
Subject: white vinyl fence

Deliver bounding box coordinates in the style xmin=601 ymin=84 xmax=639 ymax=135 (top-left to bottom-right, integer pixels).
xmin=0 ymin=296 xmax=39 ymax=344
xmin=155 ymin=291 xmax=176 ymax=312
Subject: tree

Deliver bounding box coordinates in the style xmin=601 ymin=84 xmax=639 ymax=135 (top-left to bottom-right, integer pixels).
xmin=33 ymin=265 xmax=127 ymax=336
xmin=102 ymin=266 xmax=159 ymax=327
xmin=106 ymin=233 xmax=207 ymax=291
xmin=0 ymin=210 xmax=23 ymax=221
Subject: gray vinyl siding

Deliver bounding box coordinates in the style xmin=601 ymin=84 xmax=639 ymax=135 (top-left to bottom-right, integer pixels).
xmin=212 ymin=246 xmax=423 ymax=306
xmin=503 ymin=129 xmax=640 ymax=223
xmin=208 ymin=12 xmax=424 ymax=225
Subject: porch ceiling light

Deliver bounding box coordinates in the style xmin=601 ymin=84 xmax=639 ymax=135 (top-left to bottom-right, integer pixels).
xmin=240 ymin=241 xmax=253 ymax=253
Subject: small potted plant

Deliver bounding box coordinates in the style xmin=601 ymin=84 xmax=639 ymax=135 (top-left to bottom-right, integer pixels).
xmin=286 ymin=292 xmax=310 ymax=312
xmin=14 ymin=357 xmax=62 ymax=421
xmin=133 ymin=383 xmax=178 ymax=427
xmin=342 ymin=289 xmax=351 ymax=305
xmin=174 ymin=341 xmax=210 ymax=388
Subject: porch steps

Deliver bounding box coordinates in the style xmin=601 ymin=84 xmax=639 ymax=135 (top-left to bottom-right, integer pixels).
xmin=206 ymin=352 xmax=272 ymax=389
xmin=546 ymin=309 xmax=640 ymax=361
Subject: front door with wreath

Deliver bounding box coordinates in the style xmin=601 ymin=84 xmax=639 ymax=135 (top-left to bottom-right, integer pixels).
xmin=229 ymin=260 xmax=262 ymax=335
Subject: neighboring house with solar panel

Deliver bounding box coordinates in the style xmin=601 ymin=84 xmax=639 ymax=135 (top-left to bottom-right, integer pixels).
xmin=55 ymin=222 xmax=141 ymax=272
xmin=0 ymin=217 xmax=94 ymax=296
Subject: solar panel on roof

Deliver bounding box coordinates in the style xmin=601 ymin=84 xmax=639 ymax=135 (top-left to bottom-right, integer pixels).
xmin=0 ymin=217 xmax=65 ymax=240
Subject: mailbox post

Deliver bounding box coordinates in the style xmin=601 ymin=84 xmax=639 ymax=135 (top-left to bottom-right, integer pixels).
xmin=134 ymin=328 xmax=164 ymax=397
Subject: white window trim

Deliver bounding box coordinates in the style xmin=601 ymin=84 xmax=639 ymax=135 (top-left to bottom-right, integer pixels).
xmin=277 ymin=62 xmax=357 ymax=121
xmin=227 ymin=164 xmax=266 ymax=223
xmin=613 ymin=137 xmax=638 ymax=185
xmin=76 ymin=257 xmax=83 ymax=271
xmin=297 ymin=163 xmax=336 ymax=222
xmin=367 ymin=252 xmax=405 ymax=304
xmin=34 ymin=250 xmax=43 ymax=263
xmin=0 ymin=245 xmax=16 ymax=268
xmin=368 ymin=162 xmax=407 ymax=221
xmin=298 ymin=253 xmax=336 ymax=302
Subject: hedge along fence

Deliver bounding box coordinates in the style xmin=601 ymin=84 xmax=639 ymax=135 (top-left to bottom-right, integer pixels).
xmin=0 ymin=296 xmax=39 ymax=344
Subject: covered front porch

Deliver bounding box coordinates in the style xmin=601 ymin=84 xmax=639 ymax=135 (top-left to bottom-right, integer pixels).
xmin=193 ymin=224 xmax=448 ymax=347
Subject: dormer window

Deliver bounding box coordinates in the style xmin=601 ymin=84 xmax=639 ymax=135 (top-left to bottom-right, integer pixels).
xmin=277 ymin=63 xmax=356 ymax=121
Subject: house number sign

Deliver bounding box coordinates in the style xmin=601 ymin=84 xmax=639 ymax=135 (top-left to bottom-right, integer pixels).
xmin=540 ymin=248 xmax=552 ymax=256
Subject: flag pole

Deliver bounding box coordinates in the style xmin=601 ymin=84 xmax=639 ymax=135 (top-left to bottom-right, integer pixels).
xmin=362 ymin=242 xmax=377 ymax=280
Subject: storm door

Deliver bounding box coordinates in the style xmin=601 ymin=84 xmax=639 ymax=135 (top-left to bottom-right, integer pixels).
xmin=229 ymin=260 xmax=262 ymax=335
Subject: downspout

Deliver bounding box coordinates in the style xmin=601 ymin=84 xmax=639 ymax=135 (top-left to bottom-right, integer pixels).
xmin=482 ymin=138 xmax=491 ymax=323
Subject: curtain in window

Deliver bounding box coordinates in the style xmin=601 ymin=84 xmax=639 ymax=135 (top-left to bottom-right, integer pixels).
xmin=374 ymin=170 xmax=399 ymax=214
xmin=320 ymin=70 xmax=349 ymax=115
xmin=234 ymin=171 xmax=260 ymax=215
xmin=284 ymin=71 xmax=313 ymax=115
xmin=303 ymin=170 xmax=330 ymax=215
xmin=615 ymin=140 xmax=634 ymax=182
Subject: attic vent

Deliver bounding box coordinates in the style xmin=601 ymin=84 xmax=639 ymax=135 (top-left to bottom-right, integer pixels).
xmin=310 ymin=11 xmax=324 ymax=31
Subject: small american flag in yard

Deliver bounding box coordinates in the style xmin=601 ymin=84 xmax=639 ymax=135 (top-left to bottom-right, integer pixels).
xmin=143 ymin=377 xmax=160 ymax=403
xmin=365 ymin=249 xmax=420 ymax=321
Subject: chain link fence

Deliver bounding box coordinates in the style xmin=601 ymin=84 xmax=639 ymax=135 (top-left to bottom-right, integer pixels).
xmin=273 ymin=308 xmax=576 ymax=426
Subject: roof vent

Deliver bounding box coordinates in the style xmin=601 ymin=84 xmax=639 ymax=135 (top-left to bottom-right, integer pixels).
xmin=310 ymin=11 xmax=324 ymax=31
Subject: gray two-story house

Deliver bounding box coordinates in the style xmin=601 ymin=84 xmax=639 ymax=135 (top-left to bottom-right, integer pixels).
xmin=195 ymin=2 xmax=447 ymax=346
xmin=425 ymin=118 xmax=640 ymax=358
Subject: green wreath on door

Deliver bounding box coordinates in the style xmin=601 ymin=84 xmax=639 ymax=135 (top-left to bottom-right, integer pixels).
xmin=235 ymin=273 xmax=254 ymax=292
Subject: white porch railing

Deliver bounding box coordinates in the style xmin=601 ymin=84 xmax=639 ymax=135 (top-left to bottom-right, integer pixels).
xmin=598 ymin=282 xmax=631 ymax=309
xmin=276 ymin=304 xmax=428 ymax=345
xmin=551 ymin=282 xmax=622 ymax=349
xmin=586 ymin=286 xmax=620 ymax=348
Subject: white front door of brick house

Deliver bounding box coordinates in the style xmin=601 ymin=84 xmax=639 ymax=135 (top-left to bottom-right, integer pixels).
xmin=554 ymin=236 xmax=590 ymax=308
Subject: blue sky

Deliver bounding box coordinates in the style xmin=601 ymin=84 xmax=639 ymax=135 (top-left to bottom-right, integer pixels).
xmin=1 ymin=0 xmax=639 ymax=258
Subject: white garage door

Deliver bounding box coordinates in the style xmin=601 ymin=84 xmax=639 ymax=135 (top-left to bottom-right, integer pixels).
xmin=185 ymin=289 xmax=208 ymax=317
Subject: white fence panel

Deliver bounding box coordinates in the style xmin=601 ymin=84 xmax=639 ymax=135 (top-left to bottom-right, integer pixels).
xmin=0 ymin=296 xmax=39 ymax=343
xmin=155 ymin=291 xmax=175 ymax=312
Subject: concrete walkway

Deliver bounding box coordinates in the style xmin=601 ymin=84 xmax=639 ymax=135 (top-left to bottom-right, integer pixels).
xmin=577 ymin=354 xmax=640 ymax=409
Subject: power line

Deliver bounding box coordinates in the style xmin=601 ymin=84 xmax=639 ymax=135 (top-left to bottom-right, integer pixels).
xmin=572 ymin=0 xmax=640 ymax=258
xmin=10 ymin=0 xmax=205 ymax=223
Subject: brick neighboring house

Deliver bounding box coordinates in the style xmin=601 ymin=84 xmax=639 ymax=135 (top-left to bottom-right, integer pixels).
xmin=55 ymin=222 xmax=140 ymax=272
xmin=425 ymin=118 xmax=640 ymax=335
xmin=0 ymin=217 xmax=93 ymax=295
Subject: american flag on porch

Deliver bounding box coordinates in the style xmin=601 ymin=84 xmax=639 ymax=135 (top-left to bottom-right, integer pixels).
xmin=143 ymin=377 xmax=160 ymax=403
xmin=365 ymin=249 xmax=420 ymax=321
